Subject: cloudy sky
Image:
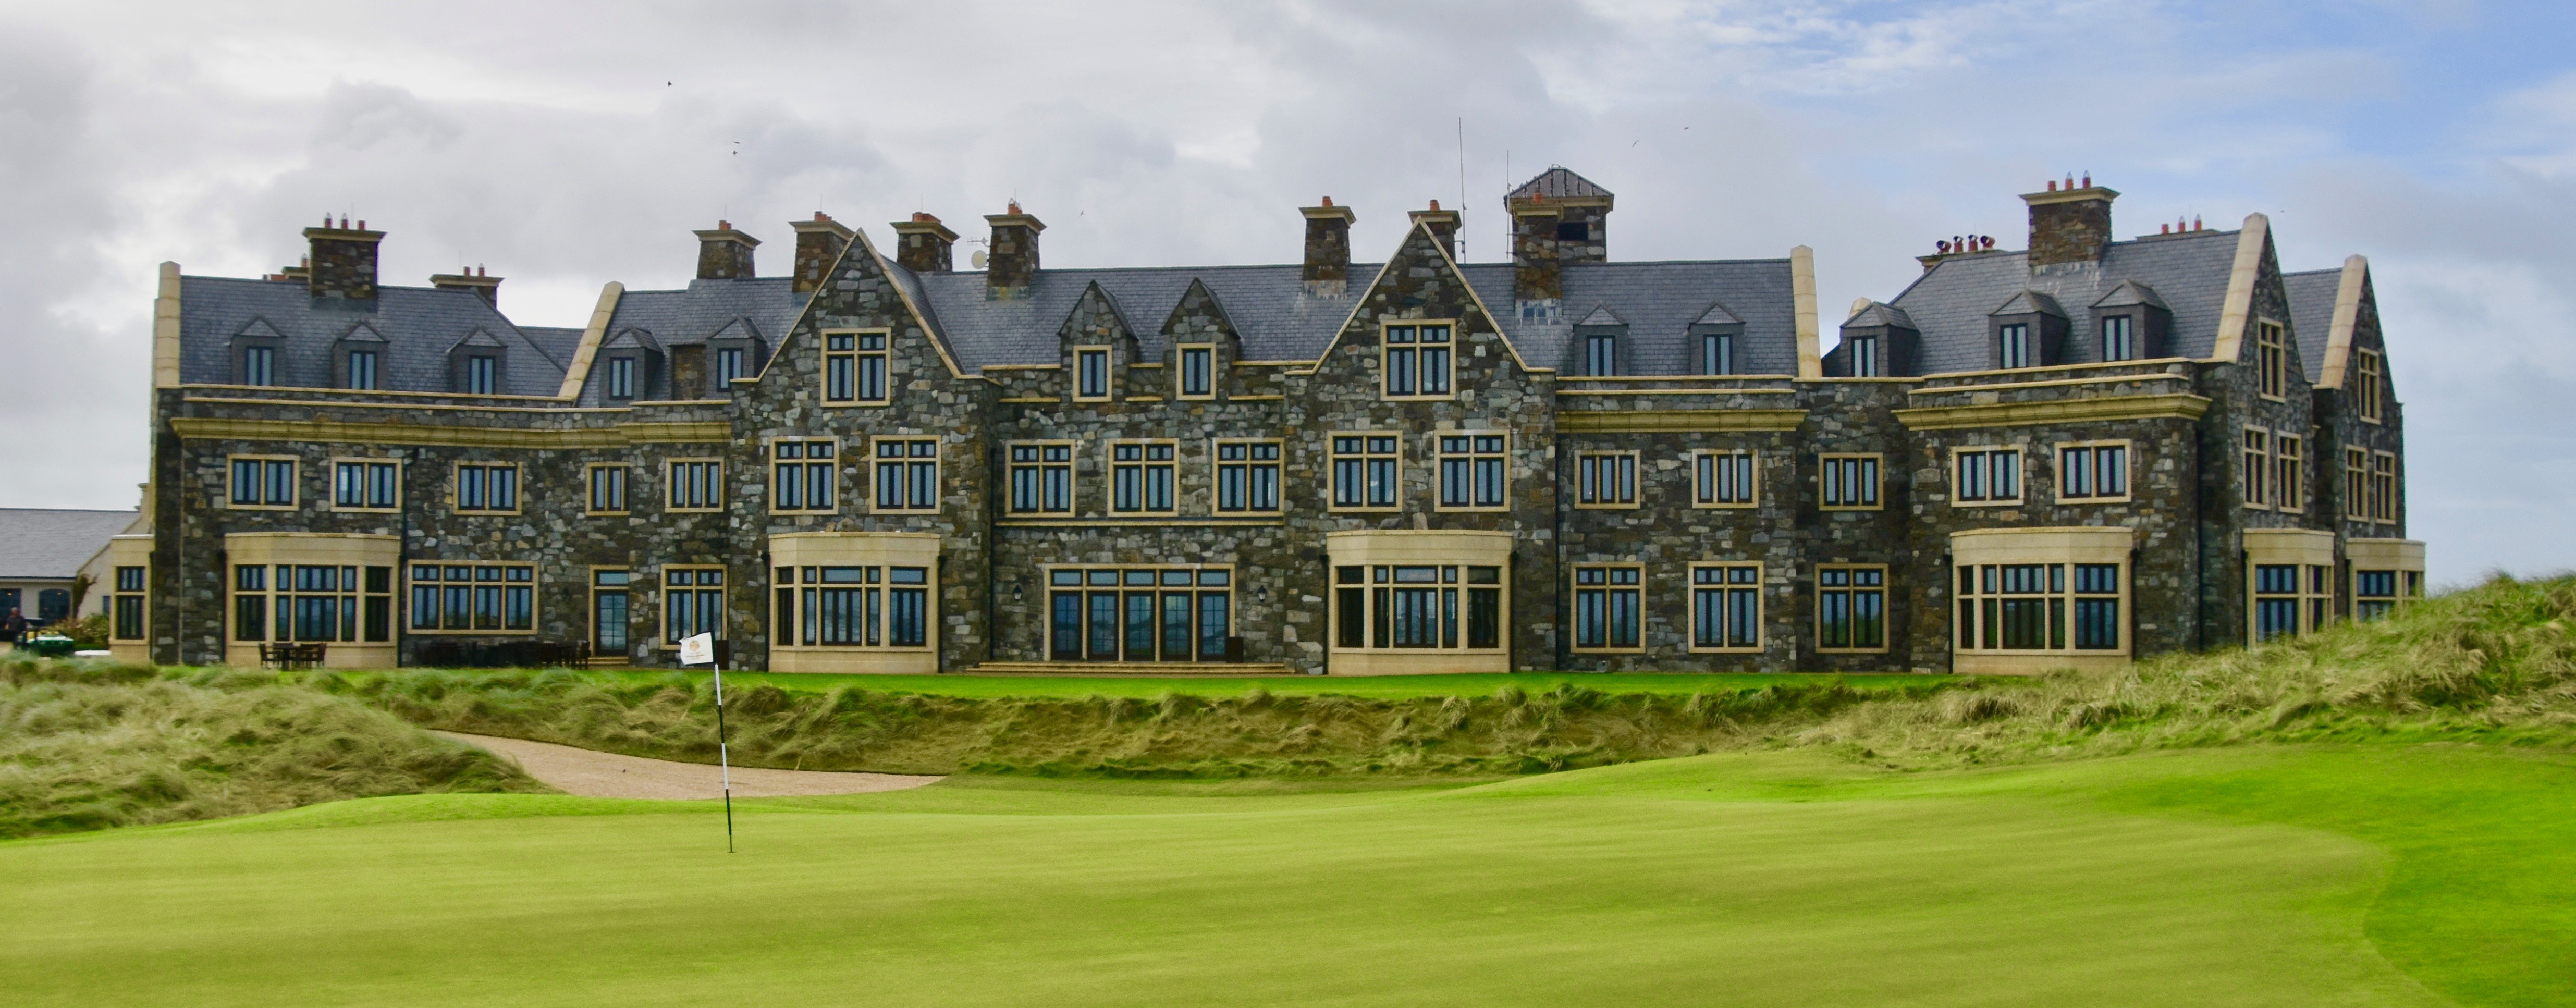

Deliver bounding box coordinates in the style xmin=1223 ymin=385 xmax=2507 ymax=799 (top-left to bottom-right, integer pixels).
xmin=3 ymin=1 xmax=2569 ymax=584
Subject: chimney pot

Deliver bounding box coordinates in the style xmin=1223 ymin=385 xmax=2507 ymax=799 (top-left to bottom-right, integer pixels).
xmin=2047 ymin=180 xmax=2057 ymax=192
xmin=2081 ymin=173 xmax=2091 ymax=188
xmin=1983 ymin=236 xmax=1994 ymax=250
xmin=2193 ymin=215 xmax=2202 ymax=231
xmin=1007 ymin=201 xmax=1021 ymax=215
xmin=2161 ymin=223 xmax=2170 ymax=235
xmin=1428 ymin=199 xmax=1440 ymax=211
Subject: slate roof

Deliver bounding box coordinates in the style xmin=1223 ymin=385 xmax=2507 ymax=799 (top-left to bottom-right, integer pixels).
xmin=1884 ymin=230 xmax=2244 ymax=374
xmin=905 ymin=264 xmax=1370 ymax=367
xmin=1464 ymin=260 xmax=1801 ymax=376
xmin=179 ymin=278 xmax=568 ymax=394
xmin=2283 ymin=269 xmax=2342 ymax=384
xmin=0 ymin=509 xmax=138 ymax=581
xmin=1509 ymin=167 xmax=1614 ymax=201
xmin=578 ymin=278 xmax=813 ymax=404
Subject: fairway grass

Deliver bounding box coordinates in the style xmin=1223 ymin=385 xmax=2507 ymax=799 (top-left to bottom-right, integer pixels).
xmin=6 ymin=744 xmax=2565 ymax=1006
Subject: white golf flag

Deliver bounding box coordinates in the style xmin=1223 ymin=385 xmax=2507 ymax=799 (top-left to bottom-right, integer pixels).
xmin=678 ymin=632 xmax=715 ymax=667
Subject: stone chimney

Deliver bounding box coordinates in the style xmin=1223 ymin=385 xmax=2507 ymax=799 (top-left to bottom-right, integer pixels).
xmin=1301 ymin=197 xmax=1355 ymax=295
xmin=2022 ymin=177 xmax=2118 ymax=268
xmin=694 ymin=220 xmax=759 ymax=279
xmin=790 ymin=212 xmax=854 ymax=293
xmin=304 ymin=215 xmax=384 ymax=301
xmin=1508 ymin=195 xmax=1563 ymax=301
xmin=430 ymin=266 xmax=502 ymax=308
xmin=890 ymin=212 xmax=958 ymax=273
xmin=1408 ymin=200 xmax=1461 ymax=258
xmin=984 ymin=202 xmax=1044 ymax=299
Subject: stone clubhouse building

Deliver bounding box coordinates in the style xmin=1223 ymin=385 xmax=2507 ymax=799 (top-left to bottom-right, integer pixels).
xmin=105 ymin=168 xmax=2423 ymax=674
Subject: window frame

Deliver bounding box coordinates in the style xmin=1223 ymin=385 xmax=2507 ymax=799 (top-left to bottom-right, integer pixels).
xmin=1176 ymin=345 xmax=1216 ymax=400
xmin=1688 ymin=562 xmax=1764 ymax=654
xmin=769 ymin=437 xmax=841 ymax=515
xmin=328 ymin=457 xmax=402 ymax=513
xmin=1847 ymin=335 xmax=1880 ymax=377
xmin=1073 ymin=346 xmax=1113 ymax=402
xmin=2273 ymin=433 xmax=2303 ymax=514
xmin=1213 ymin=438 xmax=1285 ymax=515
xmin=585 ymin=463 xmax=631 ymax=516
xmin=1007 ymin=440 xmax=1080 ymax=515
xmin=2241 ymin=427 xmax=2272 ymax=510
xmin=2356 ymin=348 xmax=2385 ymax=423
xmin=2344 ymin=446 xmax=2369 ymax=522
xmin=1949 ymin=446 xmax=2023 ymax=508
xmin=1955 ymin=560 xmax=2128 ymax=656
xmin=2254 ymin=319 xmax=2287 ymax=400
xmin=2100 ymin=313 xmax=2137 ymax=362
xmin=1573 ymin=450 xmax=1641 ymax=510
xmin=1690 ymin=449 xmax=1759 ymax=509
xmin=451 ymin=461 xmax=522 ymax=515
xmin=776 ymin=563 xmax=937 ymax=654
xmin=1328 ymin=432 xmax=1404 ymax=513
xmin=663 ymin=458 xmax=723 ymax=514
xmin=345 ymin=348 xmax=379 ymax=390
xmin=1048 ymin=565 xmax=1240 ymax=662
xmin=2053 ymin=440 xmax=2132 ymax=505
xmin=871 ymin=437 xmax=942 ymax=513
xmin=402 ymin=561 xmax=532 ymax=636
xmin=1379 ymin=321 xmax=1458 ymax=401
xmin=659 ymin=564 xmax=728 ymax=647
xmin=1107 ymin=439 xmax=1181 ymax=515
xmin=2370 ymin=451 xmax=2398 ymax=523
xmin=2249 ymin=560 xmax=2334 ymax=645
xmin=820 ymin=328 xmax=891 ymax=407
xmin=1813 ymin=564 xmax=1890 ymax=654
xmin=1997 ymin=322 xmax=2033 ymax=370
xmin=1700 ymin=331 xmax=1736 ymax=376
xmin=1817 ymin=453 xmax=1884 ymax=511
xmin=225 ymin=454 xmax=300 ymax=511
xmin=1569 ymin=563 xmax=1647 ymax=654
xmin=1434 ymin=432 xmax=1511 ymax=512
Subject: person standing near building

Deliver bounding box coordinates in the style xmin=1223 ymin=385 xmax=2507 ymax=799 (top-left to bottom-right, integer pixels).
xmin=3 ymin=607 xmax=25 ymax=648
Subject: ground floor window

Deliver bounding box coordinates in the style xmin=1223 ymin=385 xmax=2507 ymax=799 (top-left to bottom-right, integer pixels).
xmin=1333 ymin=563 xmax=1503 ymax=653
xmin=236 ymin=562 xmax=395 ymax=642
xmin=1816 ymin=566 xmax=1886 ymax=652
xmin=407 ymin=563 xmax=533 ymax=634
xmin=777 ymin=564 xmax=931 ymax=649
xmin=2252 ymin=563 xmax=2333 ymax=642
xmin=1690 ymin=563 xmax=1761 ymax=651
xmin=1957 ymin=562 xmax=2124 ymax=653
xmin=663 ymin=567 xmax=725 ymax=643
xmin=1049 ymin=567 xmax=1232 ymax=662
xmin=2354 ymin=569 xmax=2399 ymax=623
xmin=111 ymin=565 xmax=148 ymax=641
xmin=1572 ymin=564 xmax=1643 ymax=651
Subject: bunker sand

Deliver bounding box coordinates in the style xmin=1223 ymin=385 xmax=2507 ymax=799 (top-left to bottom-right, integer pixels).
xmin=433 ymin=731 xmax=941 ymax=800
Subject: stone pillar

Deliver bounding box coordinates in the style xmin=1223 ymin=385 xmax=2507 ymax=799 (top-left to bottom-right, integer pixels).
xmin=790 ymin=212 xmax=854 ymax=293
xmin=2024 ymin=180 xmax=2118 ymax=268
xmin=890 ymin=212 xmax=958 ymax=274
xmin=1510 ymin=200 xmax=1563 ymax=301
xmin=304 ymin=217 xmax=384 ymax=301
xmin=1407 ymin=201 xmax=1460 ymax=258
xmin=985 ymin=203 xmax=1044 ymax=299
xmin=694 ymin=221 xmax=759 ymax=280
xmin=429 ymin=266 xmax=501 ymax=308
xmin=1301 ymin=198 xmax=1355 ymax=295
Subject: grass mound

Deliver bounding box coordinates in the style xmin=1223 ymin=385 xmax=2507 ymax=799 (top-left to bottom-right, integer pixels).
xmin=0 ymin=661 xmax=548 ymax=839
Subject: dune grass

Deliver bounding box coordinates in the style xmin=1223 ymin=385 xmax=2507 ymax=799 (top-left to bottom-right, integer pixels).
xmin=2 ymin=743 xmax=2565 ymax=1006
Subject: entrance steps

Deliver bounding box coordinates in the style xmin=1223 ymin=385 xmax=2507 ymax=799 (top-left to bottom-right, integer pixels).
xmin=961 ymin=661 xmax=1297 ymax=678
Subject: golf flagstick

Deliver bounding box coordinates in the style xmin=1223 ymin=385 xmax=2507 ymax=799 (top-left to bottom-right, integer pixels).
xmin=715 ymin=658 xmax=734 ymax=854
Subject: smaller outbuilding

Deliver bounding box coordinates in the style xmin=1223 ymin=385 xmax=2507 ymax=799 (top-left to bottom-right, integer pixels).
xmin=0 ymin=508 xmax=143 ymax=635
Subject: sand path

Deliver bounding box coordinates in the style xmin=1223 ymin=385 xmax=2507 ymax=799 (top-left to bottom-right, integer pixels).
xmin=434 ymin=731 xmax=943 ymax=800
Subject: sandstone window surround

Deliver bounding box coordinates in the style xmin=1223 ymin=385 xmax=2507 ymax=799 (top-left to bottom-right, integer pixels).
xmin=1814 ymin=565 xmax=1888 ymax=654
xmin=1951 ymin=446 xmax=2021 ymax=507
xmin=2245 ymin=528 xmax=2336 ymax=645
xmin=1330 ymin=433 xmax=1402 ymax=512
xmin=1817 ymin=453 xmax=1883 ymax=510
xmin=1380 ymin=322 xmax=1456 ymax=400
xmin=2355 ymin=349 xmax=2385 ymax=423
xmin=1073 ymin=346 xmax=1113 ymax=402
xmin=1008 ymin=441 xmax=1077 ymax=515
xmin=1214 ymin=439 xmax=1283 ymax=514
xmin=2254 ymin=319 xmax=2288 ymax=400
xmin=1689 ymin=562 xmax=1763 ymax=653
xmin=1689 ymin=450 xmax=1759 ymax=509
xmin=1324 ymin=530 xmax=1511 ymax=675
xmin=1573 ymin=450 xmax=1640 ymax=509
xmin=1047 ymin=564 xmax=1234 ymax=665
xmin=2370 ymin=451 xmax=2398 ymax=523
xmin=2343 ymin=447 xmax=2369 ymax=522
xmin=665 ymin=458 xmax=722 ymax=513
xmin=223 ymin=533 xmax=400 ymax=669
xmin=226 ymin=455 xmax=299 ymax=510
xmin=2347 ymin=538 xmax=2427 ymax=624
xmin=329 ymin=458 xmax=401 ymax=513
xmin=109 ymin=556 xmax=149 ymax=646
xmin=770 ymin=438 xmax=839 ymax=515
xmin=661 ymin=565 xmax=727 ymax=647
xmin=2054 ymin=440 xmax=2132 ymax=504
xmin=590 ymin=567 xmax=632 ymax=658
xmin=585 ymin=464 xmax=630 ymax=515
xmin=2241 ymin=428 xmax=2271 ymax=509
xmin=2273 ymin=434 xmax=2304 ymax=514
xmin=1176 ymin=345 xmax=1217 ymax=400
xmin=1109 ymin=440 xmax=1179 ymax=514
xmin=453 ymin=461 xmax=521 ymax=514
xmin=407 ymin=561 xmax=534 ymax=637
xmin=821 ymin=328 xmax=890 ymax=406
xmin=1571 ymin=564 xmax=1645 ymax=653
xmin=872 ymin=438 xmax=940 ymax=513
xmin=1949 ymin=527 xmax=2132 ymax=673
xmin=771 ymin=532 xmax=944 ymax=673
xmin=1436 ymin=433 xmax=1510 ymax=512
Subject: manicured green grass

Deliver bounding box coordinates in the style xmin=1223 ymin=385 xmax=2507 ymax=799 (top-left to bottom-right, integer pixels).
xmin=5 ymin=744 xmax=2564 ymax=1006
xmin=594 ymin=669 xmax=1943 ymax=699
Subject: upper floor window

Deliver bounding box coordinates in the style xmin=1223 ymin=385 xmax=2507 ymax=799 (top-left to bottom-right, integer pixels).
xmin=2255 ymin=320 xmax=2286 ymax=399
xmin=715 ymin=346 xmax=747 ymax=390
xmin=2273 ymin=435 xmax=2303 ymax=513
xmin=1997 ymin=323 xmax=2032 ymax=369
xmin=2370 ymin=451 xmax=2398 ymax=522
xmin=1009 ymin=442 xmax=1075 ymax=514
xmin=1331 ymin=434 xmax=1400 ymax=510
xmin=1438 ymin=435 xmax=1508 ymax=510
xmin=772 ymin=439 xmax=838 ymax=514
xmin=875 ymin=438 xmax=939 ymax=512
xmin=2356 ymin=349 xmax=2384 ymax=422
xmin=1819 ymin=454 xmax=1881 ymax=510
xmin=1574 ymin=451 xmax=1639 ymax=509
xmin=1701 ymin=333 xmax=1735 ymax=375
xmin=607 ymin=357 xmax=637 ymax=400
xmin=1217 ymin=440 xmax=1282 ymax=513
xmin=1584 ymin=333 xmax=1617 ymax=376
xmin=1179 ymin=346 xmax=1214 ymax=399
xmin=242 ymin=346 xmax=276 ymax=386
xmin=2057 ymin=442 xmax=2130 ymax=502
xmin=332 ymin=460 xmax=400 ymax=511
xmin=824 ymin=331 xmax=887 ymax=404
xmin=1954 ymin=447 xmax=2020 ymax=506
xmin=2344 ymin=447 xmax=2368 ymax=522
xmin=2101 ymin=315 xmax=2135 ymax=362
xmin=463 ymin=355 xmax=499 ymax=395
xmin=1075 ymin=348 xmax=1111 ymax=401
xmin=229 ymin=457 xmax=297 ymax=509
xmin=2242 ymin=429 xmax=2271 ymax=509
xmin=1111 ymin=441 xmax=1177 ymax=513
xmin=1382 ymin=324 xmax=1453 ymax=398
xmin=456 ymin=462 xmax=519 ymax=513
xmin=666 ymin=459 xmax=721 ymax=512
xmin=587 ymin=464 xmax=629 ymax=514
xmin=1847 ymin=335 xmax=1880 ymax=377
xmin=346 ymin=350 xmax=378 ymax=390
xmin=1693 ymin=450 xmax=1756 ymax=508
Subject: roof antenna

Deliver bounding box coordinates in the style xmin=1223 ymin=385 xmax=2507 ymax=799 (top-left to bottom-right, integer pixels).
xmin=1456 ymin=117 xmax=1468 ymax=261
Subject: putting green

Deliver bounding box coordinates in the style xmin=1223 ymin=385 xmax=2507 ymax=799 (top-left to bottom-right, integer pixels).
xmin=2 ymin=745 xmax=2563 ymax=1006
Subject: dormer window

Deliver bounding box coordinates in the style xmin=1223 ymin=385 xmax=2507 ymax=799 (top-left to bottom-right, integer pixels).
xmin=465 ymin=356 xmax=498 ymax=395
xmin=607 ymin=357 xmax=637 ymax=400
xmin=2089 ymin=281 xmax=2171 ymax=363
xmin=1998 ymin=324 xmax=2032 ymax=368
xmin=1584 ymin=331 xmax=1617 ymax=376
xmin=1701 ymin=331 xmax=1734 ymax=375
xmin=242 ymin=346 xmax=276 ymax=386
xmin=1988 ymin=290 xmax=2067 ymax=370
xmin=1076 ymin=348 xmax=1111 ymax=400
xmin=1179 ymin=346 xmax=1213 ymax=398
xmin=1848 ymin=335 xmax=1880 ymax=377
xmin=2101 ymin=316 xmax=2135 ymax=361
xmin=715 ymin=347 xmax=746 ymax=388
xmin=447 ymin=330 xmax=510 ymax=395
xmin=346 ymin=350 xmax=378 ymax=389
xmin=1555 ymin=221 xmax=1588 ymax=242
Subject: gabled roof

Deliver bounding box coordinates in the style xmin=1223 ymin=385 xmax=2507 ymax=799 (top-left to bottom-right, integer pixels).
xmin=709 ymin=317 xmax=764 ymax=342
xmin=1574 ymin=305 xmax=1626 ymax=327
xmin=905 ymin=264 xmax=1363 ymax=367
xmin=179 ymin=277 xmax=567 ymax=393
xmin=1886 ymin=228 xmax=2243 ymax=374
xmin=1845 ymin=301 xmax=1917 ymax=329
xmin=0 ymin=509 xmax=138 ymax=581
xmin=603 ymin=327 xmax=662 ymax=351
xmin=1990 ymin=289 xmax=2068 ymax=318
xmin=1509 ymin=167 xmax=1614 ymax=201
xmin=575 ymin=277 xmax=810 ymax=404
xmin=1692 ymin=301 xmax=1744 ymax=327
xmin=2091 ymin=279 xmax=2170 ymax=312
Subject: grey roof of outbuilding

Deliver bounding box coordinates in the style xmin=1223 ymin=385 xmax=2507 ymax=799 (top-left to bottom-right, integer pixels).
xmin=2283 ymin=269 xmax=2342 ymax=384
xmin=179 ymin=277 xmax=567 ymax=394
xmin=1885 ymin=230 xmax=2244 ymax=374
xmin=1509 ymin=167 xmax=1614 ymax=200
xmin=0 ymin=509 xmax=138 ymax=581
xmin=576 ymin=278 xmax=813 ymax=404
